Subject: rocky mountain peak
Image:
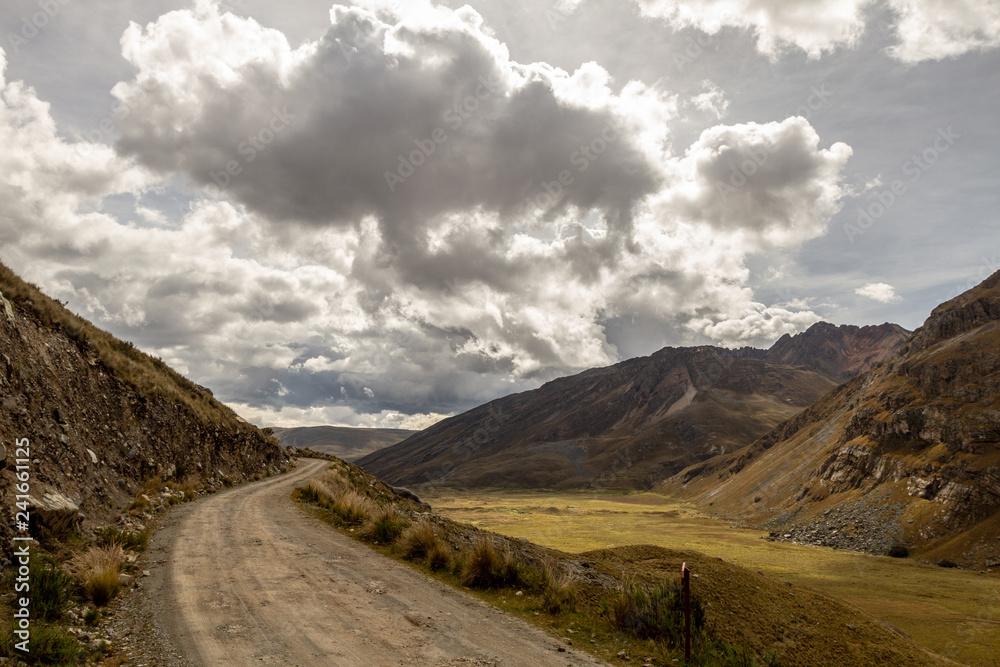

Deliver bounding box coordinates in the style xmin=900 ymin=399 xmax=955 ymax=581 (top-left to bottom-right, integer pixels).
xmin=765 ymin=321 xmax=910 ymax=380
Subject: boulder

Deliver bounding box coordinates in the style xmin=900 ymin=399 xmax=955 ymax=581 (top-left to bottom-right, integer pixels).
xmin=0 ymin=441 xmax=6 ymax=469
xmin=32 ymin=491 xmax=83 ymax=536
xmin=391 ymin=486 xmax=430 ymax=509
xmin=0 ymin=289 xmax=13 ymax=322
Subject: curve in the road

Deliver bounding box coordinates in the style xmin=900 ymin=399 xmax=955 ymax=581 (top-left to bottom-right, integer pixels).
xmin=146 ymin=458 xmax=609 ymax=667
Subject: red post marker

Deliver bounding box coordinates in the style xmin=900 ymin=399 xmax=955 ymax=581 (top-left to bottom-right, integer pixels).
xmin=682 ymin=562 xmax=691 ymax=663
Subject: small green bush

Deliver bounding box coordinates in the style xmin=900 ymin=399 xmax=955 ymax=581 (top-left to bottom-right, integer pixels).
xmin=1 ymin=558 xmax=75 ymax=622
xmin=0 ymin=621 xmax=81 ymax=664
xmin=31 ymin=559 xmax=75 ymax=622
xmin=296 ymin=484 xmax=322 ymax=505
xmin=694 ymin=637 xmax=783 ymax=667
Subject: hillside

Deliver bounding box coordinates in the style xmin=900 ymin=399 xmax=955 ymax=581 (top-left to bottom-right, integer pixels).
xmin=270 ymin=425 xmax=416 ymax=461
xmin=0 ymin=261 xmax=288 ymax=565
xmin=359 ymin=346 xmax=839 ymax=489
xmin=670 ymin=273 xmax=1000 ymax=566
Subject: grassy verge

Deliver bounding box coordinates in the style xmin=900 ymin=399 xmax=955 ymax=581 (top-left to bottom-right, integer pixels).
xmin=294 ymin=461 xmax=781 ymax=666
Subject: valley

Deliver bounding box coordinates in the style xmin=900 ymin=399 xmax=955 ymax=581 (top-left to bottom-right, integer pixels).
xmin=422 ymin=488 xmax=1000 ymax=666
xmin=2 ymin=3 xmax=998 ymax=664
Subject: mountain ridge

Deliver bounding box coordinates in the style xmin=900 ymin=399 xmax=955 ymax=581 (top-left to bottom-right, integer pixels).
xmin=669 ymin=273 xmax=1000 ymax=565
xmin=359 ymin=319 xmax=908 ymax=490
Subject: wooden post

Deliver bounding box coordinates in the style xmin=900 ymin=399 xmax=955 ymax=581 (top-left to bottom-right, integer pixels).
xmin=682 ymin=562 xmax=691 ymax=663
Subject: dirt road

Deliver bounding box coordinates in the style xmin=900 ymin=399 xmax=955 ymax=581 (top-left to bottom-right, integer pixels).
xmin=139 ymin=458 xmax=609 ymax=666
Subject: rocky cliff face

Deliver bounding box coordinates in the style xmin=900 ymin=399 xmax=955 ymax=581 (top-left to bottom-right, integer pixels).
xmin=673 ymin=273 xmax=1000 ymax=566
xmin=359 ymin=346 xmax=838 ymax=489
xmin=764 ymin=321 xmax=909 ymax=380
xmin=0 ymin=262 xmax=289 ymax=565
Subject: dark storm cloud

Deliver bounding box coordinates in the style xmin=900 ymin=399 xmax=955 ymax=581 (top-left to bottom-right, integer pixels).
xmin=113 ymin=2 xmax=662 ymax=247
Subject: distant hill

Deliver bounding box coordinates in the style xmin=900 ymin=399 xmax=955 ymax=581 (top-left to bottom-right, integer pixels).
xmin=358 ymin=321 xmax=908 ymax=491
xmin=270 ymin=426 xmax=416 ymax=461
xmin=671 ymin=274 xmax=1000 ymax=566
xmin=0 ymin=261 xmax=288 ymax=564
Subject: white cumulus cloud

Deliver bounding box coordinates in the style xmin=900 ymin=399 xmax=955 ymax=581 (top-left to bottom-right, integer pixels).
xmin=635 ymin=0 xmax=1000 ymax=62
xmin=0 ymin=1 xmax=858 ymax=427
xmin=690 ymin=80 xmax=730 ymax=119
xmin=886 ymin=0 xmax=1000 ymax=63
xmin=855 ymin=282 xmax=901 ymax=303
xmin=634 ymin=0 xmax=870 ymax=59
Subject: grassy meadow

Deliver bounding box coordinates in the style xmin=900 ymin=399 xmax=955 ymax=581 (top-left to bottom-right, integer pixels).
xmin=420 ymin=489 xmax=1000 ymax=666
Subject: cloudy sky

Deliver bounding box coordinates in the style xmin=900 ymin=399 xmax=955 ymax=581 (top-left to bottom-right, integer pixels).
xmin=1 ymin=0 xmax=997 ymax=429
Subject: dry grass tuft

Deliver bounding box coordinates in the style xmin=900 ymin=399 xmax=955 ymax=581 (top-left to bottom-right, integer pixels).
xmin=359 ymin=506 xmax=409 ymax=544
xmin=332 ymin=490 xmax=375 ymax=525
xmin=540 ymin=566 xmax=578 ymax=614
xmin=75 ymin=544 xmax=126 ymax=606
xmin=127 ymin=493 xmax=150 ymax=513
xmin=398 ymin=521 xmax=453 ymax=570
xmin=398 ymin=521 xmax=440 ymax=560
xmin=459 ymin=537 xmax=520 ymax=589
xmin=141 ymin=476 xmax=163 ymax=495
xmin=425 ymin=540 xmax=453 ymax=571
xmin=297 ymin=477 xmax=376 ymax=526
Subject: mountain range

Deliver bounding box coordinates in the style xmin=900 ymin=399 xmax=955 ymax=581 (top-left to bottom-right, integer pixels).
xmin=269 ymin=425 xmax=416 ymax=461
xmin=358 ymin=322 xmax=908 ymax=490
xmin=361 ymin=273 xmax=1000 ymax=564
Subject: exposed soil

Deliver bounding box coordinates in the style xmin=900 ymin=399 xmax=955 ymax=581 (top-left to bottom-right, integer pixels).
xmin=116 ymin=459 xmax=608 ymax=666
